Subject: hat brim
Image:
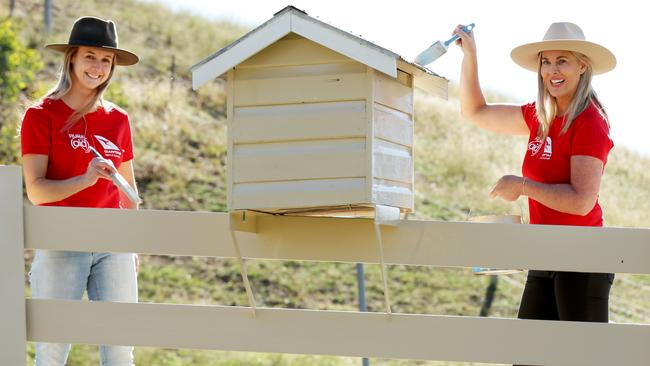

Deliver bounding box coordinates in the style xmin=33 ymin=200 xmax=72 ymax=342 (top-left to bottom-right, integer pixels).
xmin=511 ymin=40 xmax=616 ymax=75
xmin=45 ymin=44 xmax=139 ymax=66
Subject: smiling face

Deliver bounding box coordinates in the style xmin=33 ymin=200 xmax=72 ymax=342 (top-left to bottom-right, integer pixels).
xmin=70 ymin=46 xmax=115 ymax=93
xmin=540 ymin=50 xmax=587 ymax=113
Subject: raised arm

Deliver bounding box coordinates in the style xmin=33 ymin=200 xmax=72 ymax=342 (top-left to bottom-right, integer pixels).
xmin=455 ymin=25 xmax=529 ymax=136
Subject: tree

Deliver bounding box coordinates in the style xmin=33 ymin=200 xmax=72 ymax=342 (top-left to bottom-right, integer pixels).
xmin=0 ymin=20 xmax=41 ymax=105
xmin=0 ymin=19 xmax=43 ymax=164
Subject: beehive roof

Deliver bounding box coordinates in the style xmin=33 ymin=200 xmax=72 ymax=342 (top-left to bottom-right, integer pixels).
xmin=191 ymin=6 xmax=447 ymax=97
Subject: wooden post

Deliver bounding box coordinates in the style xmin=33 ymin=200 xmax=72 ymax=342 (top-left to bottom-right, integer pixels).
xmin=167 ymin=35 xmax=175 ymax=95
xmin=0 ymin=166 xmax=26 ymax=365
xmin=44 ymin=0 xmax=52 ymax=33
xmin=170 ymin=54 xmax=176 ymax=95
xmin=479 ymin=275 xmax=498 ymax=317
xmin=355 ymin=263 xmax=370 ymax=366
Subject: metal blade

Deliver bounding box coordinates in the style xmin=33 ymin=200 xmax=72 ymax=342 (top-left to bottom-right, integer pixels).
xmin=414 ymin=41 xmax=448 ymax=66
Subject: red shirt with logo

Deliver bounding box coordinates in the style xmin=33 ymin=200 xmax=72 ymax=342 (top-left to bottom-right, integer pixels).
xmin=521 ymin=101 xmax=613 ymax=227
xmin=21 ymin=98 xmax=134 ymax=208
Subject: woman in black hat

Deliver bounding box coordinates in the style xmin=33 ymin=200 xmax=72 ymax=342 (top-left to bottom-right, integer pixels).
xmin=21 ymin=16 xmax=139 ymax=365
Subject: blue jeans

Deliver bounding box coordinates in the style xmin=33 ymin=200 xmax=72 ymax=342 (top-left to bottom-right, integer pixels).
xmin=30 ymin=251 xmax=138 ymax=366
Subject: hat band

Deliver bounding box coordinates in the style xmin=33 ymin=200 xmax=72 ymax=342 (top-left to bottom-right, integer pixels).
xmin=68 ymin=39 xmax=117 ymax=48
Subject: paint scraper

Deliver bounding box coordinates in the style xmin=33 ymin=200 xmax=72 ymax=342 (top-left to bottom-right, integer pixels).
xmin=88 ymin=146 xmax=142 ymax=205
xmin=414 ymin=23 xmax=475 ymax=66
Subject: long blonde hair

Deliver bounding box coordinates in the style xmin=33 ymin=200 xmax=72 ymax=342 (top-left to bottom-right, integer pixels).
xmin=45 ymin=47 xmax=115 ymax=132
xmin=534 ymin=51 xmax=608 ymax=140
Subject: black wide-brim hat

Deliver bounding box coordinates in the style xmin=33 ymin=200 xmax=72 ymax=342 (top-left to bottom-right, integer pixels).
xmin=45 ymin=16 xmax=139 ymax=66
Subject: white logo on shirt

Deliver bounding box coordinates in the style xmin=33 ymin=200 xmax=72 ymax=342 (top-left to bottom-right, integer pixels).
xmin=541 ymin=137 xmax=552 ymax=160
xmin=94 ymin=135 xmax=123 ymax=158
xmin=69 ymin=134 xmax=90 ymax=153
xmin=528 ymin=136 xmax=552 ymax=160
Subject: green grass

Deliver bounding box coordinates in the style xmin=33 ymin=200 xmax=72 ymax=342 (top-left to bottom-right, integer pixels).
xmin=5 ymin=0 xmax=650 ymax=365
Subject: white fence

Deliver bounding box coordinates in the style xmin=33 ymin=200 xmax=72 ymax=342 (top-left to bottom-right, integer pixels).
xmin=1 ymin=165 xmax=649 ymax=365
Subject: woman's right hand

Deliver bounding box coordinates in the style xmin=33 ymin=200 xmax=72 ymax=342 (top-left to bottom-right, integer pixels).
xmin=454 ymin=24 xmax=477 ymax=58
xmin=84 ymin=156 xmax=116 ymax=186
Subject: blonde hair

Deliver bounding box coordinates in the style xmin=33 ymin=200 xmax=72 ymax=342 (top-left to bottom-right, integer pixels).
xmin=534 ymin=51 xmax=608 ymax=140
xmin=45 ymin=47 xmax=115 ymax=132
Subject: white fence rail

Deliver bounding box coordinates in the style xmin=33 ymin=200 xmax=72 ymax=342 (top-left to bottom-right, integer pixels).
xmin=2 ymin=165 xmax=650 ymax=365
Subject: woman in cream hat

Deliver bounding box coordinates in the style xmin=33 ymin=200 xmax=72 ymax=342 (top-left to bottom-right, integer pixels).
xmin=21 ymin=16 xmax=139 ymax=365
xmin=454 ymin=22 xmax=616 ymax=329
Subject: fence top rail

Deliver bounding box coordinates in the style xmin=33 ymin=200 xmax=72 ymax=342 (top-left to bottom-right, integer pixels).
xmin=23 ymin=205 xmax=650 ymax=274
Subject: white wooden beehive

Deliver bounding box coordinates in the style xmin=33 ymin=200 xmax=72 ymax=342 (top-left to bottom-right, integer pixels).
xmin=191 ymin=6 xmax=447 ymax=215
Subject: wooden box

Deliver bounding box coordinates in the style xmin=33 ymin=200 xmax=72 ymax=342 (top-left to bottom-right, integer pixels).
xmin=191 ymin=6 xmax=447 ymax=214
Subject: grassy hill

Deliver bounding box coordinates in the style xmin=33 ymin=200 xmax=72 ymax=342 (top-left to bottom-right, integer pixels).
xmin=2 ymin=1 xmax=649 ymax=365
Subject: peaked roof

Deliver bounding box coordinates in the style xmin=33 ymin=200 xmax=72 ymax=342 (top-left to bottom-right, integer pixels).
xmin=191 ymin=6 xmax=447 ymax=97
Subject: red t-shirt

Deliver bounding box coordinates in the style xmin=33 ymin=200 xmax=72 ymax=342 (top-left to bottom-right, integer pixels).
xmin=521 ymin=101 xmax=613 ymax=226
xmin=21 ymin=98 xmax=134 ymax=208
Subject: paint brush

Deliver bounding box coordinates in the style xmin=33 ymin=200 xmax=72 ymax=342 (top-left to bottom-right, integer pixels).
xmin=88 ymin=146 xmax=142 ymax=205
xmin=414 ymin=23 xmax=475 ymax=66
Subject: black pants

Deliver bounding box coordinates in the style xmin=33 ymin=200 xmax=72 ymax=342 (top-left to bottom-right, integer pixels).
xmin=518 ymin=270 xmax=614 ymax=322
xmin=514 ymin=270 xmax=614 ymax=366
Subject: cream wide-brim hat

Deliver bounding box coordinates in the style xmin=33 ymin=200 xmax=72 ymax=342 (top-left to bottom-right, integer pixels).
xmin=511 ymin=22 xmax=616 ymax=75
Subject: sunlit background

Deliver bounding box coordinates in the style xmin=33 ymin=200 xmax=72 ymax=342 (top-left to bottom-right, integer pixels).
xmin=148 ymin=0 xmax=649 ymax=156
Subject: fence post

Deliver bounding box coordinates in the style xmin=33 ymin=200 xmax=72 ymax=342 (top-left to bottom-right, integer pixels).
xmin=0 ymin=166 xmax=26 ymax=365
xmin=44 ymin=0 xmax=53 ymax=33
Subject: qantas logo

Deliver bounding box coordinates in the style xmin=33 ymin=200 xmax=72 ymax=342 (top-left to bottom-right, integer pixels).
xmin=94 ymin=135 xmax=123 ymax=158
xmin=528 ymin=136 xmax=552 ymax=160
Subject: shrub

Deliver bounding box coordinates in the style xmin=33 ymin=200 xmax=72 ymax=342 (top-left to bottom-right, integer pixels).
xmin=0 ymin=19 xmax=43 ymax=164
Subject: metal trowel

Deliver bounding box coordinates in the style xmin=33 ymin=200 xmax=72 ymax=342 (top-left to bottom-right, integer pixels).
xmin=414 ymin=23 xmax=475 ymax=66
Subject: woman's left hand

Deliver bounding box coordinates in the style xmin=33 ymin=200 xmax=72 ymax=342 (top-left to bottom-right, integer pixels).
xmin=489 ymin=175 xmax=524 ymax=201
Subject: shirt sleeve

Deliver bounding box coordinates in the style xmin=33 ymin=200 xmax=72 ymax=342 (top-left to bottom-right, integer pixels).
xmin=20 ymin=107 xmax=51 ymax=156
xmin=521 ymin=102 xmax=538 ymax=132
xmin=571 ymin=114 xmax=614 ymax=164
xmin=121 ymin=114 xmax=134 ymax=162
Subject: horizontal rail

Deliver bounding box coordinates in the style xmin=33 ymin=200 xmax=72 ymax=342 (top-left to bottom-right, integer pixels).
xmin=26 ymin=299 xmax=650 ymax=366
xmin=25 ymin=205 xmax=650 ymax=274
